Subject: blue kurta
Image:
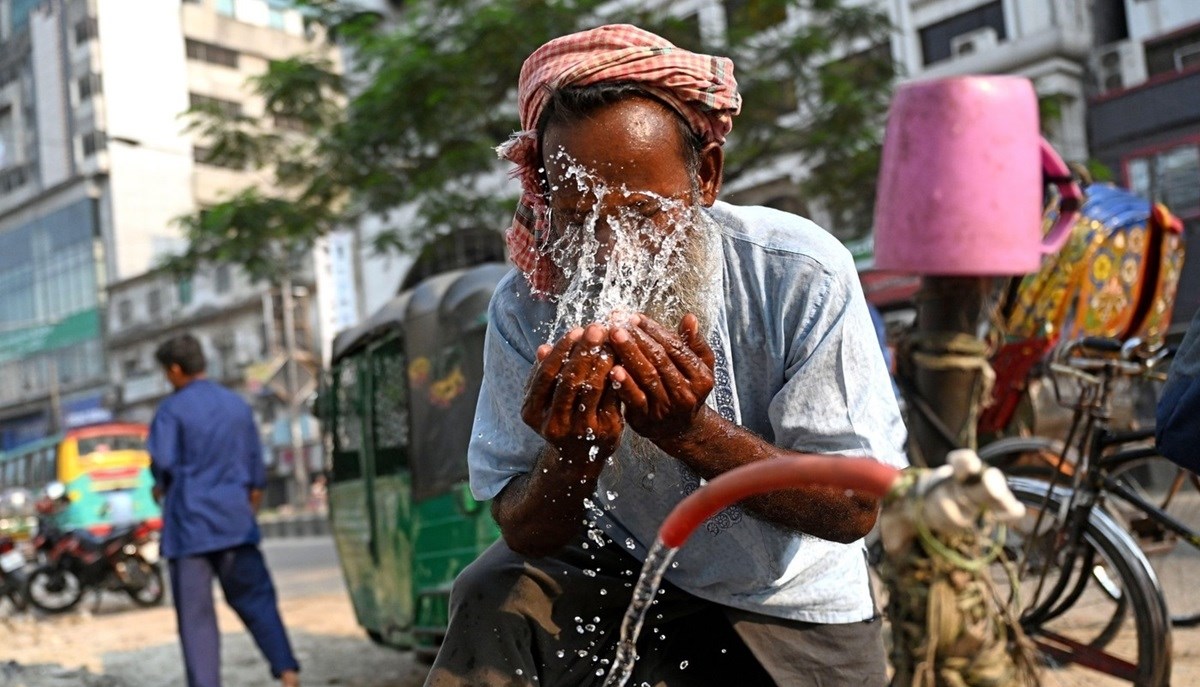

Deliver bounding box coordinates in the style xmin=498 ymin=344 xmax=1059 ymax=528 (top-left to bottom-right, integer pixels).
xmin=148 ymin=379 xmax=267 ymax=559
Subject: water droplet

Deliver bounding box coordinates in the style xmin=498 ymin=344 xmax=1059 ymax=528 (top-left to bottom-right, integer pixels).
xmin=516 ymin=669 xmax=524 ymax=676
xmin=557 ymin=650 xmax=566 ymax=658
xmin=680 ymin=660 xmax=689 ymax=670
xmin=606 ymin=490 xmax=619 ymax=500
xmin=625 ymin=538 xmax=636 ymax=550
xmin=583 ymin=569 xmax=597 ymax=577
xmin=600 ymin=588 xmax=608 ymax=595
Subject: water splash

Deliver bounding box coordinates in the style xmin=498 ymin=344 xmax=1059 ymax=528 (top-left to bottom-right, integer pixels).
xmin=538 ymin=150 xmax=720 ymax=341
xmin=600 ymin=537 xmax=678 ymax=687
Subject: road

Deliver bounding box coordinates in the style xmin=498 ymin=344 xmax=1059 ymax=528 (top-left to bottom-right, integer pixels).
xmin=1 ymin=536 xmax=1198 ymax=686
xmin=0 ymin=537 xmax=428 ymax=687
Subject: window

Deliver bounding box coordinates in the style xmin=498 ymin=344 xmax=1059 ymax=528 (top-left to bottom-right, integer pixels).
xmin=185 ymin=39 xmax=239 ymax=69
xmin=0 ymin=164 xmax=32 ymax=195
xmin=371 ymin=341 xmax=409 ymax=475
xmin=122 ymin=357 xmax=139 ymax=378
xmin=0 ymin=61 xmax=23 ymax=89
xmin=214 ymin=337 xmax=237 ymax=379
xmin=81 ymin=129 xmax=106 ymax=156
xmin=177 ymin=277 xmax=193 ymax=306
xmin=1145 ymin=26 xmax=1200 ymax=77
xmin=332 ymin=362 xmax=364 ymax=482
xmin=1126 ymin=143 xmax=1200 ymax=216
xmin=723 ymin=0 xmax=787 ymax=37
xmin=77 ymin=73 xmax=102 ymax=101
xmin=146 ymin=288 xmax=162 ymax=319
xmin=189 ymin=92 xmax=242 ymax=118
xmin=192 ymin=145 xmax=242 ymax=170
xmin=268 ymin=0 xmax=288 ymax=30
xmin=215 ymin=264 xmax=232 ymax=293
xmin=117 ymin=298 xmax=132 ymax=326
xmin=919 ymin=1 xmax=1006 ymax=66
xmin=77 ymin=433 xmax=146 ymax=455
xmin=216 ymin=0 xmax=236 ymax=17
xmin=272 ymin=113 xmax=307 ymax=132
xmin=74 ymin=16 xmax=98 ymax=44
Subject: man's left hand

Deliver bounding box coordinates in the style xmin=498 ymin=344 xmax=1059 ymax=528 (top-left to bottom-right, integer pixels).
xmin=610 ymin=313 xmax=715 ymax=443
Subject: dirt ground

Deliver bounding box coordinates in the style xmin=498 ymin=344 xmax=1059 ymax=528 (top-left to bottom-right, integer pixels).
xmin=1 ymin=565 xmax=1198 ymax=686
xmin=0 ymin=592 xmax=427 ymax=687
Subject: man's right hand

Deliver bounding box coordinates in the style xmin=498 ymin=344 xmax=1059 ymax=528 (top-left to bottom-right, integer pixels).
xmin=521 ymin=323 xmax=624 ymax=482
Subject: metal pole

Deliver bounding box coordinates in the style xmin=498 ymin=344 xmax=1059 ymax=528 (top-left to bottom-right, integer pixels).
xmin=280 ymin=276 xmax=310 ymax=507
xmin=48 ymin=355 xmax=62 ymax=434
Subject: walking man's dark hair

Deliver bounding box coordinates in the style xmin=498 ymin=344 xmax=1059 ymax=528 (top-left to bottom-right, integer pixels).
xmin=155 ymin=334 xmax=207 ymax=375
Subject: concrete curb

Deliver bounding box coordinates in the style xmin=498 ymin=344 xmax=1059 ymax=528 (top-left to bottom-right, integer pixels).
xmin=258 ymin=512 xmax=331 ymax=538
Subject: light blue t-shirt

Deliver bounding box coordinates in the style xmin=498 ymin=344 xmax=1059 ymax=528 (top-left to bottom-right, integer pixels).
xmin=468 ymin=201 xmax=908 ymax=623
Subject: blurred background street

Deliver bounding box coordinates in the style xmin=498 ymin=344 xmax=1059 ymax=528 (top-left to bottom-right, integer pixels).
xmin=0 ymin=536 xmax=427 ymax=687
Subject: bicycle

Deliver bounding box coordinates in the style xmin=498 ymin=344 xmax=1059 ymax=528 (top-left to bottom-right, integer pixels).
xmin=891 ymin=335 xmax=1174 ymax=685
xmin=980 ymin=336 xmax=1200 ymax=626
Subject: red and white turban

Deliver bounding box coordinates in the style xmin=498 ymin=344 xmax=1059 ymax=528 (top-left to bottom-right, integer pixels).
xmin=497 ymin=24 xmax=742 ymax=295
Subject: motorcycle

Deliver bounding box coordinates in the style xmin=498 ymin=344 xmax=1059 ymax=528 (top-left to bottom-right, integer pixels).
xmin=0 ymin=533 xmax=28 ymax=611
xmin=24 ymin=482 xmax=164 ymax=614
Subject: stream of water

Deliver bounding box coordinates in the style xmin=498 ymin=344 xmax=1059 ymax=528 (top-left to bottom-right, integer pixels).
xmin=599 ymin=537 xmax=679 ymax=687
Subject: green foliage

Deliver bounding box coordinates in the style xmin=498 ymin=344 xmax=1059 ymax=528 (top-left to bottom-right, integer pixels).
xmin=171 ymin=0 xmax=897 ymax=281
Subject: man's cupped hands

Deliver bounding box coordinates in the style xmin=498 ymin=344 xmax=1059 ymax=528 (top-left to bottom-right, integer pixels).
xmin=522 ymin=314 xmax=715 ymax=468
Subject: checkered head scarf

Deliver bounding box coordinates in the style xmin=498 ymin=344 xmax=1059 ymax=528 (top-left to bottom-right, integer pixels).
xmin=496 ymin=24 xmax=742 ymax=296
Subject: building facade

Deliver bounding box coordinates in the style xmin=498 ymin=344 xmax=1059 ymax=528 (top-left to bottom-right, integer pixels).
xmin=1086 ymin=0 xmax=1200 ymax=328
xmin=0 ymin=0 xmax=332 ymax=449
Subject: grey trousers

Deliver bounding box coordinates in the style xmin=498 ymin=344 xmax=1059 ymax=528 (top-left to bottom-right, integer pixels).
xmin=425 ymin=533 xmax=887 ymax=687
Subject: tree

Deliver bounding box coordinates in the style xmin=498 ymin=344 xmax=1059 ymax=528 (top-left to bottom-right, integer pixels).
xmin=171 ymin=0 xmax=896 ymax=282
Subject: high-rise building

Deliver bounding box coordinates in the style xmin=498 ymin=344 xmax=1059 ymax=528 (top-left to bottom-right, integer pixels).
xmin=0 ymin=0 xmax=332 ymax=449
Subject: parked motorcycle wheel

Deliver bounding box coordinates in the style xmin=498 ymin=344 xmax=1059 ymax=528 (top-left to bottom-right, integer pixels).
xmin=124 ymin=559 xmax=165 ymax=607
xmin=25 ymin=565 xmax=83 ymax=614
xmin=5 ymin=569 xmax=29 ymax=612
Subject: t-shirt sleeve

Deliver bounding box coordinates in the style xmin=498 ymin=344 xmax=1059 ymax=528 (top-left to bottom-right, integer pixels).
xmin=767 ymin=254 xmax=909 ymax=469
xmin=147 ymin=407 xmax=179 ymax=488
xmin=467 ymin=283 xmax=547 ymax=501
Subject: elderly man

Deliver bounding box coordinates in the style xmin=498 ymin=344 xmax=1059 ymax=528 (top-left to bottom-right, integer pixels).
xmin=426 ymin=25 xmax=907 ymax=687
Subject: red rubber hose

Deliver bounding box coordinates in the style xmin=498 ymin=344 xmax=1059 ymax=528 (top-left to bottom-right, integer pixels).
xmin=658 ymin=455 xmax=902 ymax=548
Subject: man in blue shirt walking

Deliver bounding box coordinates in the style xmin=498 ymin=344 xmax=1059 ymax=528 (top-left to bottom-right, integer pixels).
xmin=148 ymin=334 xmax=300 ymax=687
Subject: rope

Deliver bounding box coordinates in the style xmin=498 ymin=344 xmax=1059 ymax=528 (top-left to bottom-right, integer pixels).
xmin=899 ymin=332 xmax=997 ymax=458
xmin=882 ymin=471 xmax=1040 ymax=687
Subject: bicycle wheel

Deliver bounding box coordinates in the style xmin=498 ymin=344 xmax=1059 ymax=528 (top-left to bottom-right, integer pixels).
xmin=993 ymin=478 xmax=1171 ymax=686
xmin=980 ymin=436 xmax=1077 ymax=479
xmin=1107 ymin=454 xmax=1200 ymax=626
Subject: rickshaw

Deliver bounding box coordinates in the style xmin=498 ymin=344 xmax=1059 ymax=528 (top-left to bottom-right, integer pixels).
xmin=980 ymin=182 xmax=1187 ymax=438
xmin=320 ymin=262 xmax=507 ymax=661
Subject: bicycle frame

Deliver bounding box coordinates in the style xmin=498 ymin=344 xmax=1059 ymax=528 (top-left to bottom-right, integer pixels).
xmin=1093 ymin=429 xmax=1200 ymax=552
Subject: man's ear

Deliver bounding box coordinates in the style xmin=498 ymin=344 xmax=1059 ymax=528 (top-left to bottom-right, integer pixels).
xmin=696 ymin=142 xmax=724 ymax=207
